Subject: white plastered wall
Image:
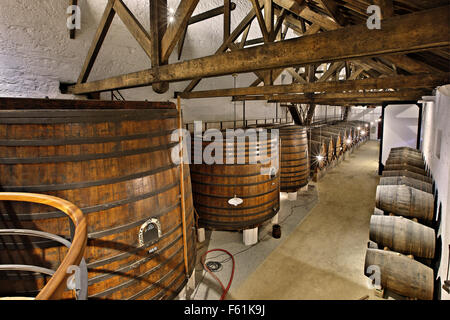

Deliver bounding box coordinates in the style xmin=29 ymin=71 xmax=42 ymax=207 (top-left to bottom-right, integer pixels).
xmin=422 ymin=85 xmax=450 ymax=300
xmin=381 ymin=104 xmax=419 ymax=165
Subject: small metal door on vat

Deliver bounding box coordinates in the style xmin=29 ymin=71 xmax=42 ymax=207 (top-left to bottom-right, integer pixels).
xmin=138 ymin=218 xmax=162 ymax=247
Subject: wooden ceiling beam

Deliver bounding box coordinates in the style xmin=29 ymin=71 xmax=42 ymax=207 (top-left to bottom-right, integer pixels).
xmin=273 ymin=0 xmax=307 ymax=16
xmin=374 ymin=0 xmax=394 ymax=19
xmin=161 ymin=0 xmax=200 ymax=62
xmin=113 ymin=0 xmax=153 ymax=60
xmin=68 ymin=6 xmax=450 ymax=94
xmin=260 ymin=89 xmax=430 ymax=102
xmin=231 ymin=89 xmax=430 ymax=104
xmin=381 ymin=54 xmax=442 ymax=74
xmin=265 ymin=0 xmax=274 ymax=36
xmin=318 ymin=0 xmax=347 ymax=26
xmin=76 ymin=0 xmax=116 ymax=84
xmin=182 ymin=3 xmax=259 ymax=92
xmin=224 ymin=0 xmax=231 ymax=41
xmin=175 ymin=73 xmax=449 ymax=99
xmin=250 ymin=0 xmax=270 ymax=43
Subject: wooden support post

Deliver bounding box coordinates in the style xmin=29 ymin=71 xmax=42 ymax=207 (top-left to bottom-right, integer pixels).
xmin=264 ymin=0 xmax=274 ymax=37
xmin=161 ymin=0 xmax=200 ymax=63
xmin=76 ymin=0 xmax=116 ymax=84
xmin=69 ymin=0 xmax=78 ymax=39
xmin=150 ymin=0 xmax=169 ymax=93
xmin=250 ymin=0 xmax=270 ymax=42
xmin=224 ymin=0 xmax=231 ymax=41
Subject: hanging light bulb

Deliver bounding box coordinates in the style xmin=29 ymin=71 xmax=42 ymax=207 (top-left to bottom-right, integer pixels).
xmin=346 ymin=138 xmax=352 ymax=145
xmin=365 ymin=123 xmax=369 ymax=128
xmin=316 ymin=155 xmax=324 ymax=162
xmin=361 ymin=130 xmax=366 ymax=136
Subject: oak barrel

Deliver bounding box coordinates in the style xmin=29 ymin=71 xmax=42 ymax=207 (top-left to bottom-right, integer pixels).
xmin=0 ymin=98 xmax=196 ymax=300
xmin=383 ymin=164 xmax=427 ymax=176
xmin=375 ymin=185 xmax=434 ymax=221
xmin=382 ymin=170 xmax=432 ymax=184
xmin=379 ymin=176 xmax=433 ymax=194
xmin=369 ymin=215 xmax=435 ymax=259
xmin=389 ymin=150 xmax=423 ymax=161
xmin=277 ymin=125 xmax=310 ymax=192
xmin=364 ymin=248 xmax=434 ymax=300
xmin=391 ymin=147 xmax=421 ymax=154
xmin=386 ymin=157 xmax=425 ymax=169
xmin=190 ymin=128 xmax=280 ymax=231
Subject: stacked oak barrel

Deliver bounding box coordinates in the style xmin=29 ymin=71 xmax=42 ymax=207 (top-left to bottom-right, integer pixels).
xmin=365 ymin=147 xmax=436 ymax=300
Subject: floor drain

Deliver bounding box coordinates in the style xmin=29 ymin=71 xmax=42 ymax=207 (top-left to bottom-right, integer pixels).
xmin=205 ymin=261 xmax=222 ymax=272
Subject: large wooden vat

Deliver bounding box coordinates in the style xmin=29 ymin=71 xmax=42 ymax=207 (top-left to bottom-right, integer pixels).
xmin=379 ymin=176 xmax=433 ymax=194
xmin=369 ymin=215 xmax=435 ymax=259
xmin=277 ymin=125 xmax=309 ymax=192
xmin=375 ymin=185 xmax=434 ymax=221
xmin=364 ymin=249 xmax=434 ymax=300
xmin=190 ymin=128 xmax=280 ymax=231
xmin=322 ymin=126 xmax=349 ymax=151
xmin=382 ymin=169 xmax=433 ymax=184
xmin=386 ymin=157 xmax=425 ymax=169
xmin=332 ymin=123 xmax=357 ymax=141
xmin=0 ymin=98 xmax=196 ymax=300
xmin=383 ymin=164 xmax=427 ymax=176
xmin=311 ymin=129 xmax=343 ymax=157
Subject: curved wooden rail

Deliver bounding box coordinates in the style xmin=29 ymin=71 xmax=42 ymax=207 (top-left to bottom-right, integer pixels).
xmin=0 ymin=192 xmax=87 ymax=300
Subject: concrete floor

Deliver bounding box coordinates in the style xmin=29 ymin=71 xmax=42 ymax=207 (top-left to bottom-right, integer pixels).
xmin=191 ymin=140 xmax=382 ymax=300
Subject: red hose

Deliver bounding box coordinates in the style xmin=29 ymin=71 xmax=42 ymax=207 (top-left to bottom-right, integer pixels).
xmin=201 ymin=248 xmax=235 ymax=300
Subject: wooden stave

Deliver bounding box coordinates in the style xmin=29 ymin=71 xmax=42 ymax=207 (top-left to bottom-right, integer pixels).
xmin=369 ymin=215 xmax=435 ymax=259
xmin=375 ymin=185 xmax=434 ymax=222
xmin=0 ymin=100 xmax=196 ymax=300
xmin=364 ymin=248 xmax=434 ymax=300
